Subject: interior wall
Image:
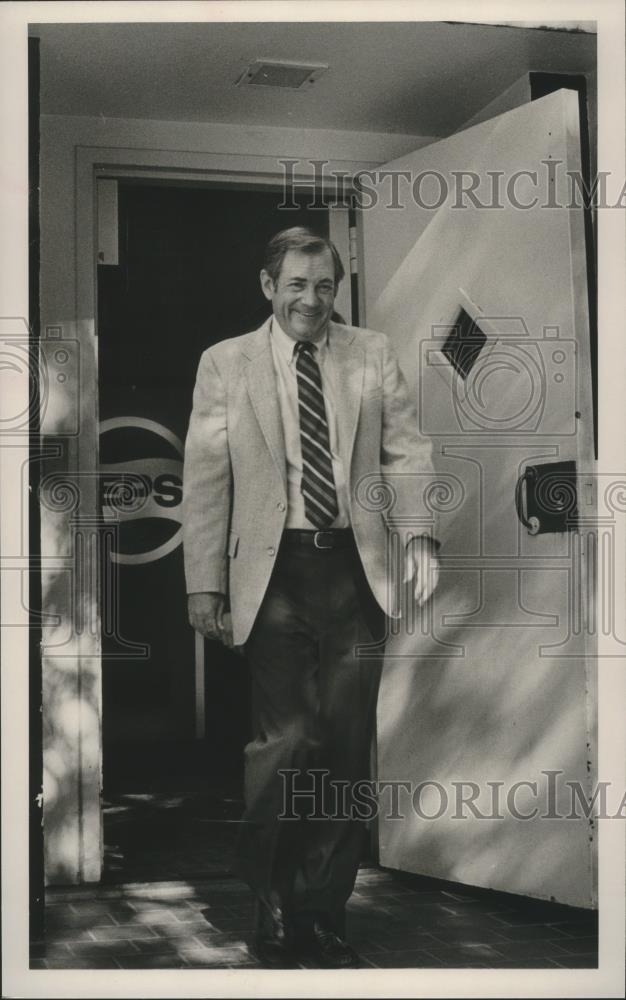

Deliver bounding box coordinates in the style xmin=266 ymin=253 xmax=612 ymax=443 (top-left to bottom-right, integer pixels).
xmin=457 ymin=74 xmax=534 ymax=131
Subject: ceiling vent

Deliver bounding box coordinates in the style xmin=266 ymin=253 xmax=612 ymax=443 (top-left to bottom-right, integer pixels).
xmin=236 ymin=59 xmax=328 ymax=89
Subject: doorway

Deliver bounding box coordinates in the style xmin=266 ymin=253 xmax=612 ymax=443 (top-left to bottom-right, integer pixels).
xmin=97 ymin=181 xmax=329 ymax=820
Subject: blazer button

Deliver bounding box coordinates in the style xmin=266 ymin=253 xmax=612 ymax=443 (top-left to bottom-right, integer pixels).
xmin=268 ymin=546 xmax=276 ymax=556
xmin=277 ymin=502 xmax=286 ymax=512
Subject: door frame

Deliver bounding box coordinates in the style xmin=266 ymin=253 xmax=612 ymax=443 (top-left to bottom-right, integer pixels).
xmin=41 ymin=144 xmax=354 ymax=883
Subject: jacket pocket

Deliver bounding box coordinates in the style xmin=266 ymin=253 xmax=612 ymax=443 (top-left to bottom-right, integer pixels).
xmin=227 ymin=531 xmax=239 ymax=558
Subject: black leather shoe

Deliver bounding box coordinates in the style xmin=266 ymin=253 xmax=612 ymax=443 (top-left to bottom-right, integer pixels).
xmin=296 ymin=916 xmax=361 ymax=969
xmin=253 ymin=899 xmax=297 ymax=968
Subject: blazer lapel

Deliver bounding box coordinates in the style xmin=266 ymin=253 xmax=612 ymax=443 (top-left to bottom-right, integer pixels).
xmin=328 ymin=322 xmax=365 ymax=471
xmin=242 ymin=319 xmax=364 ymax=494
xmin=242 ymin=320 xmax=287 ymax=494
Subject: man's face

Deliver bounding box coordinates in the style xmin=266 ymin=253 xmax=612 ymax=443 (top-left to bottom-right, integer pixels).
xmin=260 ymin=248 xmax=336 ymax=343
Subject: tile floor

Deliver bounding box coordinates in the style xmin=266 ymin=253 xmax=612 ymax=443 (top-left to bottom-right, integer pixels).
xmin=33 ymin=790 xmax=598 ymax=970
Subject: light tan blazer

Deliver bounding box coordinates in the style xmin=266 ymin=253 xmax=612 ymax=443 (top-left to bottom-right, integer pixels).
xmin=182 ymin=318 xmax=439 ymax=646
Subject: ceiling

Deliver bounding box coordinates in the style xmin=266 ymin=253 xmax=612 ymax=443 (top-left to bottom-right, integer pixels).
xmin=31 ymin=20 xmax=596 ymax=138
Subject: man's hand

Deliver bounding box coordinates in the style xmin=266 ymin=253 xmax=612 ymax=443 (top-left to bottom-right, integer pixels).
xmin=188 ymin=592 xmax=234 ymax=647
xmin=403 ymin=536 xmax=440 ymax=607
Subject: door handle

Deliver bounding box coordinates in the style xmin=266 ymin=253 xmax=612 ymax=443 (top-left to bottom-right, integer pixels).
xmin=515 ymin=460 xmax=578 ymax=536
xmin=515 ymin=468 xmax=540 ymax=535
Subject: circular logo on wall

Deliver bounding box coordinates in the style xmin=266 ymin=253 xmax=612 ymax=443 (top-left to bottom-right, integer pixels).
xmin=99 ymin=417 xmax=184 ymax=565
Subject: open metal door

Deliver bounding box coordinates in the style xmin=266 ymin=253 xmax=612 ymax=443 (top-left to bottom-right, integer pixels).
xmin=360 ymin=89 xmax=596 ymax=907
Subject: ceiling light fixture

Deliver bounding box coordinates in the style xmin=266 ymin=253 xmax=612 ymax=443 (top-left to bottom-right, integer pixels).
xmin=235 ymin=59 xmax=328 ymax=89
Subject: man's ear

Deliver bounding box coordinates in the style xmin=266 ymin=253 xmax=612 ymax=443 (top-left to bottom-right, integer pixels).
xmin=260 ymin=269 xmax=275 ymax=302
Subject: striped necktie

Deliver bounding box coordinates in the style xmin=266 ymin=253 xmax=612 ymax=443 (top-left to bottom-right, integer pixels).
xmin=294 ymin=340 xmax=339 ymax=528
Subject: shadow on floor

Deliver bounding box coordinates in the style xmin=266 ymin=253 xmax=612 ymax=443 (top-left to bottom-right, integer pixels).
xmin=35 ymin=789 xmax=598 ymax=970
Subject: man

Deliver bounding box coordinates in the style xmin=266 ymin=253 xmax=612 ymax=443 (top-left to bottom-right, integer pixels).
xmin=183 ymin=227 xmax=440 ymax=968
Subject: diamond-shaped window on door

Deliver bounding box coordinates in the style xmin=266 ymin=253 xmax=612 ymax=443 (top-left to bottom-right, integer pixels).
xmin=441 ymin=308 xmax=487 ymax=379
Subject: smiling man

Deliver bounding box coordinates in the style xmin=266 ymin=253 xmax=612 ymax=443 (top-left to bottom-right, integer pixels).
xmin=183 ymin=226 xmax=440 ymax=968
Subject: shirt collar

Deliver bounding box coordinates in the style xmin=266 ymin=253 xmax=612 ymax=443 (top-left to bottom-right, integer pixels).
xmin=270 ymin=316 xmax=328 ymax=365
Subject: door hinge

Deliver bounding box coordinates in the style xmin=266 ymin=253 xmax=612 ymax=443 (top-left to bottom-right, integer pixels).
xmin=96 ymin=179 xmax=119 ymax=265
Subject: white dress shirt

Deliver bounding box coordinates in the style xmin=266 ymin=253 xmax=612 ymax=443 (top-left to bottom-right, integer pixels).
xmin=269 ymin=317 xmax=350 ymax=529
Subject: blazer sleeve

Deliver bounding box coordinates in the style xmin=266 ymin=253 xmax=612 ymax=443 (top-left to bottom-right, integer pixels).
xmin=182 ymin=348 xmax=232 ymax=594
xmin=379 ymin=336 xmax=441 ymax=548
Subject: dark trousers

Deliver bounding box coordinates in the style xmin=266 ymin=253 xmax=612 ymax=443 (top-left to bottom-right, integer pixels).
xmin=237 ymin=534 xmax=385 ymax=934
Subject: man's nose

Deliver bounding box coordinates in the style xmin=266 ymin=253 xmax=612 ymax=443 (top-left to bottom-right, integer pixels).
xmin=301 ymin=284 xmax=320 ymax=307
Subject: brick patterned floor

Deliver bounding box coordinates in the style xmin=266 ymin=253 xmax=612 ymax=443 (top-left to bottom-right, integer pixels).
xmin=34 ymin=790 xmax=598 ymax=969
